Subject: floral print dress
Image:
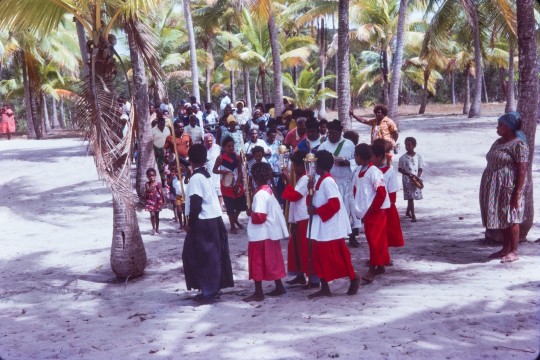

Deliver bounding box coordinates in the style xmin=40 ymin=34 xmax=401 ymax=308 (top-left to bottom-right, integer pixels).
xmin=398 ymin=153 xmax=424 ymax=200
xmin=145 ymin=181 xmax=164 ymax=211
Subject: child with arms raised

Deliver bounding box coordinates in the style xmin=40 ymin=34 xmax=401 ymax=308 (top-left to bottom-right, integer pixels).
xmin=244 ymin=162 xmax=289 ymax=302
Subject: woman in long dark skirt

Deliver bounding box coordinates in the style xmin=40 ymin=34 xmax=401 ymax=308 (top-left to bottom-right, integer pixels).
xmin=182 ymin=144 xmax=234 ymax=302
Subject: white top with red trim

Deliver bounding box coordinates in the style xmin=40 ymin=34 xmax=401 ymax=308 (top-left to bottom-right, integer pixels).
xmin=353 ymin=164 xmax=390 ymax=220
xmin=289 ymin=175 xmax=309 ymax=222
xmin=247 ymin=186 xmax=289 ymax=242
xmin=310 ymin=175 xmax=351 ymax=241
xmin=380 ymin=165 xmax=399 ymax=194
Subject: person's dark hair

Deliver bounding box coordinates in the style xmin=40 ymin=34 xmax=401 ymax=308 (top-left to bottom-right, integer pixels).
xmin=266 ymin=128 xmax=277 ymax=136
xmin=316 ymin=150 xmax=334 ymax=171
xmin=343 ymin=130 xmax=359 ymax=145
xmin=405 ymin=136 xmax=417 ymax=147
xmin=255 ymin=102 xmax=265 ymax=110
xmin=319 ymin=118 xmax=328 ymax=125
xmin=188 ymin=143 xmax=208 ymax=164
xmin=205 ymin=102 xmax=213 ymax=109
xmin=355 ymin=143 xmax=373 ymax=161
xmin=265 ymin=103 xmax=274 ymax=113
xmin=251 ymin=145 xmax=265 ymax=156
xmin=267 ymin=119 xmax=278 ymax=129
xmin=291 ymin=150 xmax=307 ymax=166
xmin=372 ymin=138 xmax=392 ymax=152
xmin=251 ymin=162 xmax=273 ymax=183
xmin=373 ymin=104 xmax=388 ymax=116
xmin=306 ymin=118 xmax=319 ymax=130
xmin=222 ymin=136 xmax=235 ymax=147
xmin=371 ymin=143 xmax=386 ymax=159
xmin=146 ymin=168 xmax=157 ymax=176
xmin=189 ymin=95 xmax=197 ymax=104
xmin=189 ymin=114 xmax=198 ymax=123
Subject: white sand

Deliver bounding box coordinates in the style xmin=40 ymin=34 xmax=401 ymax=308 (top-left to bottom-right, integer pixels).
xmin=0 ymin=115 xmax=539 ymax=360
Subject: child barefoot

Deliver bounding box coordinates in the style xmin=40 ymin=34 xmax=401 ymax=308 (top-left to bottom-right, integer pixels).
xmin=243 ymin=162 xmax=289 ymax=302
xmin=145 ymin=168 xmax=165 ymax=235
xmin=281 ymin=151 xmax=321 ymax=289
xmin=353 ymin=144 xmax=390 ymax=282
xmin=372 ymin=140 xmax=404 ymax=262
xmin=306 ymin=150 xmax=360 ymax=298
xmin=398 ymin=137 xmax=424 ymax=222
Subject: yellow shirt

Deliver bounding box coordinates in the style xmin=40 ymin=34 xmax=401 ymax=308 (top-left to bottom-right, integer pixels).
xmin=369 ymin=116 xmax=398 ymax=147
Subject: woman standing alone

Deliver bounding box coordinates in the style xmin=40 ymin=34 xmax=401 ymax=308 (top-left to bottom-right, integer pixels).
xmin=480 ymin=112 xmax=529 ymax=263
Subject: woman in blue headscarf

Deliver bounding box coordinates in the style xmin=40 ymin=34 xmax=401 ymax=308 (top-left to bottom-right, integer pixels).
xmin=479 ymin=112 xmax=529 ymax=263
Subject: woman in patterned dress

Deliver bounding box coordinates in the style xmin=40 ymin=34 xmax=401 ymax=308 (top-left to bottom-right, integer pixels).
xmin=480 ymin=112 xmax=528 ymax=263
xmin=145 ymin=168 xmax=165 ymax=235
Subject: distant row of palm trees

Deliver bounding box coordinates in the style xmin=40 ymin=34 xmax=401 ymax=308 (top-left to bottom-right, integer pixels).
xmin=0 ymin=0 xmax=537 ymax=279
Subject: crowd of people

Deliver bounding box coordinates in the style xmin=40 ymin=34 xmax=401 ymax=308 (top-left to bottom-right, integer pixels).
xmin=141 ymin=96 xmax=528 ymax=303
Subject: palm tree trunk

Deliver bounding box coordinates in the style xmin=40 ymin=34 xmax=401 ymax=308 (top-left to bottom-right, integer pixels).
xmin=333 ymin=14 xmax=338 ymax=111
xmin=482 ymin=68 xmax=489 ymax=103
xmin=110 ymin=193 xmax=147 ymax=279
xmin=28 ymin=78 xmax=43 ymax=139
xmin=183 ymin=0 xmax=200 ymax=103
xmin=76 ymin=20 xmax=89 ymax=78
xmin=381 ymin=49 xmax=389 ymax=105
xmin=466 ymin=0 xmax=482 ymax=117
xmin=243 ymin=66 xmax=252 ymax=111
xmin=21 ymin=52 xmax=37 ymax=139
xmin=319 ymin=17 xmax=327 ymax=119
xmin=206 ymin=42 xmax=213 ymax=104
xmin=126 ymin=19 xmax=158 ymax=199
xmin=463 ymin=68 xmax=471 ymax=114
xmin=260 ymin=69 xmax=268 ymax=105
xmin=516 ymin=0 xmax=538 ymax=239
xmin=59 ymin=97 xmax=66 ymax=129
xmin=42 ymin=94 xmax=52 ymax=133
xmin=268 ymin=11 xmax=284 ymax=116
xmin=388 ymin=0 xmax=408 ymax=121
xmin=505 ymin=45 xmax=516 ymax=113
xmin=337 ymin=0 xmax=351 ymax=129
xmin=451 ymin=70 xmax=456 ymax=105
xmin=51 ymin=96 xmax=60 ymax=129
xmin=419 ymin=72 xmax=429 ymax=114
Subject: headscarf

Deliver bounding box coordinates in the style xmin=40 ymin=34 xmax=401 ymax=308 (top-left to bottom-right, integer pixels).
xmin=227 ymin=114 xmax=236 ymax=124
xmin=236 ymin=101 xmax=244 ymax=107
xmin=498 ymin=111 xmax=527 ymax=144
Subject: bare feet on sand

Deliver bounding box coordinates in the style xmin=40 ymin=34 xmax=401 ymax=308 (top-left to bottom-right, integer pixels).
xmin=266 ymin=288 xmax=286 ymax=296
xmin=286 ymin=275 xmax=306 ymax=286
xmin=242 ymin=293 xmax=264 ymax=302
xmin=347 ymin=278 xmax=360 ymax=295
xmin=308 ymin=289 xmax=331 ymax=299
xmin=501 ymin=252 xmax=519 ymax=263
xmin=488 ymin=250 xmax=508 ymax=259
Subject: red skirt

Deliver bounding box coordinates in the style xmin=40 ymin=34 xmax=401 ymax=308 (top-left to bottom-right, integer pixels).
xmin=248 ymin=239 xmax=286 ymax=281
xmin=287 ymin=219 xmax=309 ymax=273
xmin=387 ymin=204 xmax=404 ymax=247
xmin=364 ymin=209 xmax=390 ymax=266
xmin=311 ymin=239 xmax=356 ymax=282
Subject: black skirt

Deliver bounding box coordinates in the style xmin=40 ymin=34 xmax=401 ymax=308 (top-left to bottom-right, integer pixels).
xmin=182 ymin=217 xmax=234 ymax=296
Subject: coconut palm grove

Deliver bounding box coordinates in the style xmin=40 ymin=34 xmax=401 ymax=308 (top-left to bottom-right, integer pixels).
xmin=0 ymin=1 xmax=538 ymax=359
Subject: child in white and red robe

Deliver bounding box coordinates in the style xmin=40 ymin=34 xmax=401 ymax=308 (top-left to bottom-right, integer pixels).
xmin=306 ymin=150 xmax=360 ymax=298
xmin=353 ymin=143 xmax=390 ymax=282
xmin=244 ymin=162 xmax=289 ymax=302
xmin=281 ymin=151 xmax=320 ymax=289
xmin=372 ymin=140 xmax=404 ymax=255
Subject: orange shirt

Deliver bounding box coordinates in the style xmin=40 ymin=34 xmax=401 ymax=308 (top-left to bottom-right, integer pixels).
xmin=368 ymin=116 xmax=398 ymax=147
xmin=165 ymin=133 xmax=192 ymax=158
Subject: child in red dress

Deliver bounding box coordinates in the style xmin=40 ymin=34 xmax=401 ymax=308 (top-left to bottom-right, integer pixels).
xmin=372 ymin=140 xmax=404 ymax=261
xmin=306 ymin=150 xmax=360 ymax=298
xmin=243 ymin=162 xmax=289 ymax=302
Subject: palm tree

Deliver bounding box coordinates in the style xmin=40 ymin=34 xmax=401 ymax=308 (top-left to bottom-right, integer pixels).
xmin=0 ymin=0 xmax=165 ymax=279
xmin=337 ymin=0 xmax=351 ymax=128
xmin=182 ymin=0 xmax=200 ymax=103
xmin=516 ymin=0 xmax=538 ymax=238
xmin=388 ymin=0 xmax=408 ymax=120
xmin=282 ymin=64 xmax=336 ymax=109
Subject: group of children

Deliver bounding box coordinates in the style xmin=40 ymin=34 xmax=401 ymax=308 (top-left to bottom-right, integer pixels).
xmin=142 ymin=125 xmax=425 ymax=302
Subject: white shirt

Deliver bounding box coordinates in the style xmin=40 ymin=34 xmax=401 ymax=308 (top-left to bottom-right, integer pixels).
xmin=353 ymin=165 xmax=390 ymax=220
xmin=185 ymin=171 xmax=222 ymax=220
xmin=203 ymin=110 xmax=219 ymax=127
xmin=310 ymin=175 xmax=351 ymax=241
xmin=234 ymin=109 xmax=251 ymax=126
xmin=247 ymin=187 xmax=289 ymax=241
xmin=220 ymin=96 xmax=231 ymax=110
xmin=151 ymin=126 xmax=171 ymax=148
xmin=317 ymin=137 xmax=355 ymax=179
xmin=185 ymin=125 xmax=204 ymax=144
xmin=243 ymin=138 xmax=270 ymax=154
xmin=382 ymin=166 xmax=399 ymax=193
xmin=289 ymin=174 xmax=309 ymax=222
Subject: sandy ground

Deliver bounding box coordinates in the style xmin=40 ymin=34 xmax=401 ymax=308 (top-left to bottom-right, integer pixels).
xmin=0 ymin=113 xmax=539 ymax=360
